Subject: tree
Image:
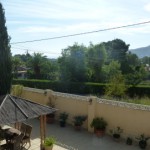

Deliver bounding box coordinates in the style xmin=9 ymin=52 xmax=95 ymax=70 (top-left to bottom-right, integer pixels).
xmin=103 ymin=39 xmax=130 ymax=74
xmin=58 ymin=43 xmax=87 ymax=82
xmin=87 ymin=43 xmax=107 ymax=82
xmin=125 ymin=65 xmax=147 ymax=86
xmin=27 ymin=53 xmax=51 ymax=79
xmin=12 ymin=56 xmax=23 ymax=78
xmin=0 ymin=3 xmax=12 ymax=95
xmin=105 ymin=73 xmax=127 ymax=98
xmin=102 ymin=60 xmax=121 ymax=82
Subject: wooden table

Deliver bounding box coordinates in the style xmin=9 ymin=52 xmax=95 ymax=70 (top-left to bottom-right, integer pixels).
xmin=3 ymin=127 xmax=21 ymax=142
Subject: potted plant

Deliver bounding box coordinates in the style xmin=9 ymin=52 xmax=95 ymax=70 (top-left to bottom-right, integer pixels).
xmin=110 ymin=126 xmax=123 ymax=141
xmin=90 ymin=117 xmax=107 ymax=137
xmin=73 ymin=115 xmax=87 ymax=130
xmin=59 ymin=112 xmax=69 ymax=127
xmin=136 ymin=134 xmax=150 ymax=149
xmin=126 ymin=137 xmax=133 ymax=145
xmin=44 ymin=137 xmax=56 ymax=150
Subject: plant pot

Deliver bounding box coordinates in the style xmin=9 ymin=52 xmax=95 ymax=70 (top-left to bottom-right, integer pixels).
xmin=74 ymin=125 xmax=81 ymax=131
xmin=126 ymin=138 xmax=132 ymax=145
xmin=139 ymin=140 xmax=147 ymax=149
xmin=44 ymin=145 xmax=53 ymax=150
xmin=113 ymin=134 xmax=120 ymax=142
xmin=95 ymin=129 xmax=105 ymax=137
xmin=60 ymin=121 xmax=66 ymax=127
xmin=46 ymin=114 xmax=55 ymax=124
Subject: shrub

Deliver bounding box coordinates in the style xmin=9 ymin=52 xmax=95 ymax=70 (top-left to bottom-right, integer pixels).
xmin=12 ymin=79 xmax=150 ymax=97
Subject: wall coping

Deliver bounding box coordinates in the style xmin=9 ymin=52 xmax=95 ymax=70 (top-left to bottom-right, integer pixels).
xmin=23 ymin=87 xmax=150 ymax=111
xmin=97 ymin=98 xmax=150 ymax=111
xmin=23 ymin=87 xmax=45 ymax=94
xmin=53 ymin=92 xmax=89 ymax=101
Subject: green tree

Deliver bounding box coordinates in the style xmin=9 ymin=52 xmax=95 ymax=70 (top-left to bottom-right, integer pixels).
xmin=12 ymin=56 xmax=23 ymax=78
xmin=14 ymin=51 xmax=31 ymax=64
xmin=125 ymin=65 xmax=147 ymax=86
xmin=141 ymin=56 xmax=150 ymax=65
xmin=87 ymin=43 xmax=107 ymax=82
xmin=126 ymin=52 xmax=140 ymax=67
xmin=105 ymin=74 xmax=127 ymax=98
xmin=102 ymin=60 xmax=121 ymax=82
xmin=103 ymin=39 xmax=129 ymax=74
xmin=58 ymin=43 xmax=87 ymax=82
xmin=28 ymin=53 xmax=48 ymax=79
xmin=0 ymin=3 xmax=12 ymax=95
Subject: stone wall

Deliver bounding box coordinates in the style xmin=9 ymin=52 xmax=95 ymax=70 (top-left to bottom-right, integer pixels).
xmin=21 ymin=87 xmax=150 ymax=141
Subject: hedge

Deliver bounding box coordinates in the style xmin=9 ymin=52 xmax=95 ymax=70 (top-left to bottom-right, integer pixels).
xmin=12 ymin=79 xmax=150 ymax=97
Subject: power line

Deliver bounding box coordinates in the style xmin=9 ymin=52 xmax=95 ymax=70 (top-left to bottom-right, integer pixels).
xmin=11 ymin=20 xmax=150 ymax=45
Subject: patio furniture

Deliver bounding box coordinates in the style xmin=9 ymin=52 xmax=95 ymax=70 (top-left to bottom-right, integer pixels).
xmin=22 ymin=124 xmax=32 ymax=147
xmin=0 ymin=133 xmax=24 ymax=150
xmin=19 ymin=123 xmax=26 ymax=134
xmin=5 ymin=127 xmax=21 ymax=143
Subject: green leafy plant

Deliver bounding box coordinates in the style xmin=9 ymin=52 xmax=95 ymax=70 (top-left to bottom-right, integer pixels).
xmin=59 ymin=112 xmax=69 ymax=127
xmin=126 ymin=137 xmax=133 ymax=145
xmin=90 ymin=117 xmax=107 ymax=130
xmin=73 ymin=115 xmax=87 ymax=126
xmin=59 ymin=112 xmax=69 ymax=122
xmin=11 ymin=85 xmax=23 ymax=97
xmin=136 ymin=134 xmax=150 ymax=149
xmin=110 ymin=126 xmax=123 ymax=139
xmin=105 ymin=74 xmax=127 ymax=98
xmin=44 ymin=137 xmax=56 ymax=147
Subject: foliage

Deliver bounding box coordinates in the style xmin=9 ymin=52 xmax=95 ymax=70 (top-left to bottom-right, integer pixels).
xmin=0 ymin=3 xmax=12 ymax=95
xmin=103 ymin=39 xmax=129 ymax=74
xmin=102 ymin=60 xmax=121 ymax=82
xmin=125 ymin=65 xmax=147 ymax=86
xmin=126 ymin=137 xmax=133 ymax=145
xmin=12 ymin=79 xmax=150 ymax=98
xmin=73 ymin=115 xmax=87 ymax=126
xmin=105 ymin=74 xmax=127 ymax=98
xmin=27 ymin=53 xmax=49 ymax=79
xmin=59 ymin=112 xmax=69 ymax=122
xmin=44 ymin=137 xmax=56 ymax=147
xmin=136 ymin=134 xmax=150 ymax=149
xmin=90 ymin=117 xmax=107 ymax=130
xmin=11 ymin=84 xmax=23 ymax=97
xmin=58 ymin=43 xmax=87 ymax=82
xmin=87 ymin=43 xmax=107 ymax=82
xmin=12 ymin=56 xmax=23 ymax=78
xmin=110 ymin=126 xmax=123 ymax=138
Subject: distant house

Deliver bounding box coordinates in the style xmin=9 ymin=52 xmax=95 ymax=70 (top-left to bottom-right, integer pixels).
xmin=145 ymin=64 xmax=150 ymax=72
xmin=16 ymin=66 xmax=30 ymax=79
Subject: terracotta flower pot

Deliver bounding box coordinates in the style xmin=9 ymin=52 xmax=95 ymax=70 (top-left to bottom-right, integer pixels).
xmin=95 ymin=129 xmax=105 ymax=137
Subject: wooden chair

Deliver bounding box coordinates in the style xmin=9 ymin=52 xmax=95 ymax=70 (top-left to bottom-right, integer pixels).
xmin=20 ymin=123 xmax=26 ymax=135
xmin=22 ymin=124 xmax=32 ymax=147
xmin=1 ymin=133 xmax=24 ymax=150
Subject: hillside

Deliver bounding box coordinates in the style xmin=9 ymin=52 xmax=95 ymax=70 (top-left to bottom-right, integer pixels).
xmin=130 ymin=45 xmax=150 ymax=58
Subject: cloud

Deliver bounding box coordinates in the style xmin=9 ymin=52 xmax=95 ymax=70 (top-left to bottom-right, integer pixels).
xmin=17 ymin=22 xmax=117 ymax=34
xmin=144 ymin=3 xmax=150 ymax=11
xmin=18 ymin=26 xmax=62 ymax=33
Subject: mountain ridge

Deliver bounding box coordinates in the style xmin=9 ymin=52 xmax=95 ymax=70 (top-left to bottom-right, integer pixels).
xmin=129 ymin=45 xmax=150 ymax=58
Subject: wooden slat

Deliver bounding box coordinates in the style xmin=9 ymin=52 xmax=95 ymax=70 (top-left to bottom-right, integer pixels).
xmin=40 ymin=115 xmax=43 ymax=149
xmin=43 ymin=115 xmax=46 ymax=140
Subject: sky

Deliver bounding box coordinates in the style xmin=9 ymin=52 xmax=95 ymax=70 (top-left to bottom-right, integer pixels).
xmin=1 ymin=0 xmax=150 ymax=58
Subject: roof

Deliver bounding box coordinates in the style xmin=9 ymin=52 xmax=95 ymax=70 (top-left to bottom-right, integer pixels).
xmin=0 ymin=94 xmax=57 ymax=125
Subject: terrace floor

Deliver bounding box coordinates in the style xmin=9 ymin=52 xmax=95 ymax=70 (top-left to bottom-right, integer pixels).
xmin=19 ymin=118 xmax=146 ymax=150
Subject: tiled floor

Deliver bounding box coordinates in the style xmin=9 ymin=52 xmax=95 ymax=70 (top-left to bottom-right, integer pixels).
xmin=1 ymin=119 xmax=148 ymax=150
